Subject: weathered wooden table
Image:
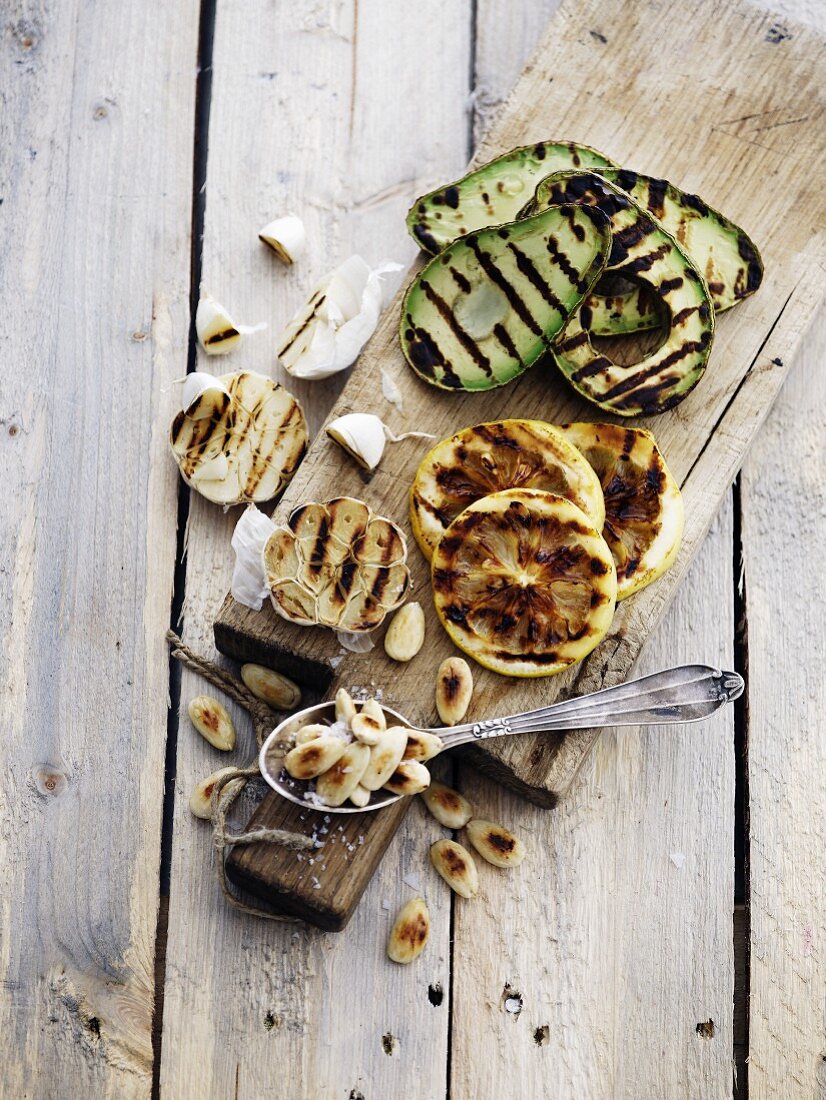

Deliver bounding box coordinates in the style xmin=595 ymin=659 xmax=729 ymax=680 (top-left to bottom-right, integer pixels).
xmin=2 ymin=1 xmax=824 ymax=1097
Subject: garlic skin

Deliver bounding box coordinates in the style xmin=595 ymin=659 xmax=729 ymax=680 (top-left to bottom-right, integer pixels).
xmin=276 ymin=257 xmax=402 ymax=381
xmin=195 ymin=293 xmax=266 ymax=355
xmin=230 ymin=505 xmax=276 ymax=610
xmin=259 ymin=215 xmax=306 ymax=264
xmin=326 ymin=413 xmax=386 ymax=471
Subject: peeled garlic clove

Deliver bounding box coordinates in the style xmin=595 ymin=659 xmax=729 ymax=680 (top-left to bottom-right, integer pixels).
xmin=402 ymin=730 xmax=443 ymax=763
xmin=258 ymin=214 xmax=306 ymax=264
xmin=351 ymin=712 xmax=383 ymax=746
xmin=349 ymin=783 xmax=371 ymax=808
xmin=335 ymin=688 xmax=357 ymax=725
xmin=190 ymin=766 xmax=237 ymax=820
xmin=466 ymin=819 xmax=526 ymax=868
xmin=188 ymin=695 xmax=236 ymax=751
xmin=284 ymin=735 xmax=348 ymax=780
xmin=420 ymin=780 xmax=473 ymax=829
xmin=387 ymin=897 xmax=430 ymax=964
xmin=326 ymin=413 xmax=387 ymax=471
xmin=188 ymin=452 xmax=229 ymax=483
xmin=314 ymin=742 xmax=371 ymax=807
xmin=383 ymin=759 xmax=431 ymax=797
xmin=436 ymin=657 xmax=473 ymax=726
xmin=294 ymin=722 xmax=327 ymax=746
xmin=360 ymin=726 xmax=408 ymax=791
xmin=384 ymin=601 xmax=425 ymax=662
xmin=430 ymin=839 xmax=479 ymax=898
xmin=196 ymin=294 xmax=242 ymax=355
xmin=181 ymin=371 xmax=232 ymax=418
xmin=241 ymin=663 xmax=302 ymax=710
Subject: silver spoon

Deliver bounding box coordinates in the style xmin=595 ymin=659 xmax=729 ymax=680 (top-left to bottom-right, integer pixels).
xmin=258 ymin=664 xmax=744 ymax=814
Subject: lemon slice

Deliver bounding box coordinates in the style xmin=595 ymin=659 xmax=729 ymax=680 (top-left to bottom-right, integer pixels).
xmin=410 ymin=420 xmax=605 ymax=561
xmin=560 ymin=422 xmax=683 ymax=600
xmin=431 ymin=489 xmax=616 ymax=677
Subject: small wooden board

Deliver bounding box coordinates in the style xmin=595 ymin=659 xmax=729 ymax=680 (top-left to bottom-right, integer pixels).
xmin=222 ymin=0 xmax=826 ymax=927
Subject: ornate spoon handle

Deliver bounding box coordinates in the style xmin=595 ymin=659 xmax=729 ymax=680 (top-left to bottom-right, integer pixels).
xmin=435 ymin=665 xmax=743 ymax=749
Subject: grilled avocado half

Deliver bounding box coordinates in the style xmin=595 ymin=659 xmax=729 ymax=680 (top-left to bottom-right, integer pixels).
xmin=401 ymin=202 xmax=611 ymax=392
xmin=406 ymin=140 xmax=616 ymax=255
xmin=533 ymin=171 xmax=715 ymax=416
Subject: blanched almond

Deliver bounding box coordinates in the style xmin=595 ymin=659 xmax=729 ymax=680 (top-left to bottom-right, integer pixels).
xmin=349 ymin=784 xmax=371 ymax=808
xmin=387 ymin=897 xmax=430 ymax=964
xmin=294 ymin=722 xmax=327 ymax=745
xmin=384 ymin=601 xmax=425 ymax=662
xmin=361 ymin=697 xmax=386 ymax=729
xmin=360 ymin=726 xmax=408 ymax=791
xmin=435 ymin=657 xmax=473 ymax=726
xmin=383 ymin=760 xmax=431 ymax=796
xmin=314 ymin=742 xmax=371 ymax=807
xmin=284 ymin=735 xmax=348 ymax=780
xmin=335 ymin=687 xmax=357 ymax=724
xmin=403 ymin=730 xmax=443 ymax=762
xmin=351 ymin=712 xmax=383 ymax=746
xmin=430 ymin=839 xmax=478 ymax=898
xmin=188 ymin=695 xmax=236 ymax=751
xmin=189 ymin=766 xmax=237 ymax=819
xmin=466 ymin=819 xmax=526 ymax=868
xmin=420 ymin=780 xmax=473 ymax=829
xmin=240 ymin=663 xmax=302 ymax=710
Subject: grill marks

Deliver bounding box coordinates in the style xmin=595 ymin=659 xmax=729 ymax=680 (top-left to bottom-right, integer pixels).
xmin=422 ymin=279 xmax=493 ymax=375
xmin=507 ymin=242 xmax=565 ymax=313
xmin=467 ymin=240 xmax=543 ymax=336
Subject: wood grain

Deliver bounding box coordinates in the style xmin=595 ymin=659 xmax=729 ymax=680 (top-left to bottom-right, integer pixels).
xmin=214 ymin=0 xmax=826 ymax=808
xmin=157 ymin=2 xmax=471 ymax=1095
xmin=0 ymin=1 xmax=197 ymax=1095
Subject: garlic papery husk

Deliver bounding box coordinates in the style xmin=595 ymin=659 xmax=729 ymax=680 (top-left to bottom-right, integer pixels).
xmin=259 ymin=215 xmax=306 ymax=264
xmin=335 ymin=629 xmax=376 ymax=654
xmin=326 ymin=413 xmax=386 ymax=471
xmin=196 ymin=293 xmax=266 ymax=355
xmin=276 ymin=257 xmax=403 ymax=381
xmin=230 ymin=505 xmax=276 ymax=610
xmin=326 ymin=412 xmax=435 ymax=472
xmin=181 ymin=371 xmax=232 ymax=419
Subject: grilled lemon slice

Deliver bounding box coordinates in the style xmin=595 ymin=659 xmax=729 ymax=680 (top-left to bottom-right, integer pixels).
xmin=431 ymin=489 xmax=616 ymax=677
xmin=560 ymin=423 xmax=683 ymax=600
xmin=410 ymin=419 xmax=605 ymax=561
xmin=263 ymin=496 xmax=410 ymax=631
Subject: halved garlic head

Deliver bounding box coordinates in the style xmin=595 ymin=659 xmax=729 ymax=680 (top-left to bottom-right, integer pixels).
xmin=263 ymin=496 xmax=410 ymax=631
xmin=276 ymin=257 xmax=402 ymax=381
xmin=326 ymin=413 xmax=386 ymax=471
xmin=169 ymin=370 xmax=308 ymax=505
xmin=259 ymin=215 xmax=306 ymax=264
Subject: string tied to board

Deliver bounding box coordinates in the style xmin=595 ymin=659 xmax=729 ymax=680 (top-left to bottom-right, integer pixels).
xmin=166 ymin=630 xmax=313 ymax=921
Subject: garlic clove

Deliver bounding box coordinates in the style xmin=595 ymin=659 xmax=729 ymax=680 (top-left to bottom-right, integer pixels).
xmin=258 ymin=214 xmax=306 ymax=264
xmin=195 ymin=294 xmax=266 ymax=356
xmin=181 ymin=371 xmax=232 ymax=418
xmin=326 ymin=413 xmax=386 ymax=471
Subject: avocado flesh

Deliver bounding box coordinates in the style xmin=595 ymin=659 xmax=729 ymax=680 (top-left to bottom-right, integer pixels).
xmin=401 ymin=203 xmax=612 ymax=392
xmin=541 ymin=167 xmax=763 ymax=336
xmin=406 ymin=141 xmax=616 ymax=256
xmin=534 ymin=171 xmax=714 ymax=416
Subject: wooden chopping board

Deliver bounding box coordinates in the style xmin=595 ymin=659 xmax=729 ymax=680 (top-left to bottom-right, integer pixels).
xmin=220 ymin=0 xmax=826 ymax=928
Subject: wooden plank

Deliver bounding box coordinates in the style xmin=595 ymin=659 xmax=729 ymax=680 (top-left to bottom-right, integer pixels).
xmin=158 ymin=1 xmax=471 ymax=1095
xmin=214 ymin=0 xmax=826 ymax=808
xmin=451 ymin=499 xmax=736 ymax=1097
xmin=742 ymin=309 xmax=826 ymax=1098
xmin=0 ymin=2 xmax=197 ymax=1095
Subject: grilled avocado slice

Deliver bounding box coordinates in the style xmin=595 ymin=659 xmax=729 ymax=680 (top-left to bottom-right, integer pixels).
xmin=544 ymin=168 xmax=764 ymax=337
xmin=533 ymin=171 xmax=715 ymax=416
xmin=407 ymin=141 xmax=616 ymax=255
xmin=400 ymin=203 xmax=612 ymax=392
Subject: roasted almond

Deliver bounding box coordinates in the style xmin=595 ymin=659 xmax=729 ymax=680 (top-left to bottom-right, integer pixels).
xmin=384 ymin=601 xmax=425 ymax=662
xmin=403 ymin=730 xmax=443 ymax=762
xmin=284 ymin=735 xmax=348 ymax=780
xmin=188 ymin=695 xmax=236 ymax=751
xmin=430 ymin=839 xmax=478 ymax=898
xmin=315 ymin=742 xmax=371 ymax=807
xmin=241 ymin=663 xmax=302 ymax=710
xmin=360 ymin=726 xmax=408 ymax=791
xmin=387 ymin=897 xmax=430 ymax=964
xmin=466 ymin=819 xmax=526 ymax=868
xmin=349 ymin=783 xmax=371 ymax=808
xmin=421 ymin=780 xmax=473 ymax=829
xmin=361 ymin=697 xmax=387 ymax=728
xmin=383 ymin=759 xmax=431 ymax=796
xmin=435 ymin=657 xmax=473 ymax=726
xmin=189 ymin=766 xmax=238 ymax=820
xmin=294 ymin=722 xmax=327 ymax=745
xmin=335 ymin=687 xmax=357 ymax=724
xmin=351 ymin=712 xmax=383 ymax=746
